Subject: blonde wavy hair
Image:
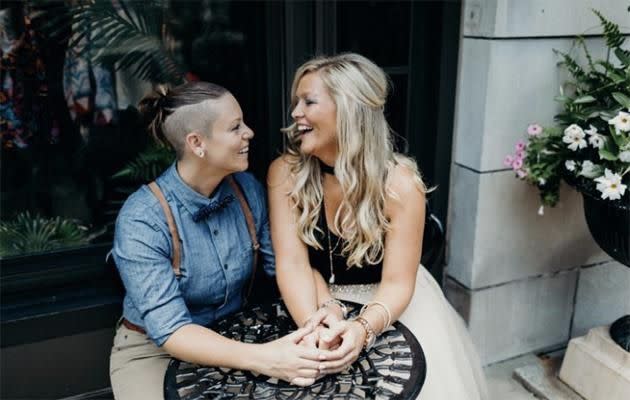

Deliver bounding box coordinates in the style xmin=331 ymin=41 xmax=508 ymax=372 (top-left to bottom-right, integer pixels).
xmin=283 ymin=53 xmax=428 ymax=268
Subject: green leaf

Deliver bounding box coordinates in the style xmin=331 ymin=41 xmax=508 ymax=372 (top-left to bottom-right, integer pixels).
xmin=598 ymin=148 xmax=618 ymax=161
xmin=592 ymin=9 xmax=625 ymax=49
xmin=608 ymin=125 xmax=628 ymax=148
xmin=612 ymin=92 xmax=630 ymax=109
xmin=0 ymin=211 xmax=99 ymax=257
xmin=579 ymin=163 xmax=604 ymax=178
xmin=112 ymin=145 xmax=175 ymax=181
xmin=604 ymin=126 xmax=623 ymax=149
xmin=573 ymin=95 xmax=597 ymax=104
xmin=554 ymin=95 xmax=571 ymax=103
xmin=614 ymin=48 xmax=630 ymax=66
xmin=608 ymin=71 xmax=625 ymax=83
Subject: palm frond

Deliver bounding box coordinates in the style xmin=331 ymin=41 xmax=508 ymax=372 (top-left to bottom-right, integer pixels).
xmin=40 ymin=0 xmax=184 ymax=84
xmin=112 ymin=145 xmax=175 ymax=182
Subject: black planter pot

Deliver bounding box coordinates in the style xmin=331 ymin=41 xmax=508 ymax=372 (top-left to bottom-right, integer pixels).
xmin=581 ymin=189 xmax=630 ymax=267
xmin=579 ymin=187 xmax=630 ymax=352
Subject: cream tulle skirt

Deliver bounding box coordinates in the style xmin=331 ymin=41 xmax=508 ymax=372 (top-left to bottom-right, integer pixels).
xmin=330 ymin=264 xmax=489 ymax=400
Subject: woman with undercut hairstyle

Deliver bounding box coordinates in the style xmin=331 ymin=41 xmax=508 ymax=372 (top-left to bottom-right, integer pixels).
xmin=268 ymin=54 xmax=489 ymax=399
xmin=109 ymin=82 xmax=323 ymax=400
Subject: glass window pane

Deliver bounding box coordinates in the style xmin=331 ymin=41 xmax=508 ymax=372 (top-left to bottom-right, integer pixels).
xmin=336 ymin=0 xmax=411 ymax=68
xmin=386 ymin=72 xmax=409 ymax=153
xmin=0 ymin=1 xmax=276 ymax=259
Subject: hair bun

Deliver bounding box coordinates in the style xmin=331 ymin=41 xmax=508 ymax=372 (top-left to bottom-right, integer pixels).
xmin=138 ymin=85 xmax=172 ymax=147
xmin=155 ymin=84 xmax=170 ymax=108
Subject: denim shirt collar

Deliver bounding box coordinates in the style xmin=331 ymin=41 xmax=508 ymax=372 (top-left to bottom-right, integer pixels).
xmin=159 ymin=163 xmax=233 ymax=221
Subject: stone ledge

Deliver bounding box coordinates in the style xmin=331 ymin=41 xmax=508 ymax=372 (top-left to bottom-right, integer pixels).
xmin=513 ymin=352 xmax=585 ymax=400
xmin=559 ymin=326 xmax=630 ymax=400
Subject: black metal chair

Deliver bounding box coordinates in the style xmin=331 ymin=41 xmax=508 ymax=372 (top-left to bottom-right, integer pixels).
xmin=420 ymin=202 xmax=446 ymax=282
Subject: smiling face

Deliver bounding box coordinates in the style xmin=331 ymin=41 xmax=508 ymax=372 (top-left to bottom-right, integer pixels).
xmin=291 ymin=72 xmax=338 ymax=161
xmin=195 ymin=93 xmax=254 ymax=173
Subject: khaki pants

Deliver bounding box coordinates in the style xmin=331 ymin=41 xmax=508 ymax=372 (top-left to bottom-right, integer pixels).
xmin=109 ymin=321 xmax=171 ymax=400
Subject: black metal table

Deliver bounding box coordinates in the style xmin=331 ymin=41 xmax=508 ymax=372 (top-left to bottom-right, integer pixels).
xmin=164 ymin=301 xmax=426 ymax=400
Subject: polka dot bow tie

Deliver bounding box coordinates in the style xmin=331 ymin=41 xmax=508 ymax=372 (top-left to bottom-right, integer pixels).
xmin=192 ymin=195 xmax=235 ymax=222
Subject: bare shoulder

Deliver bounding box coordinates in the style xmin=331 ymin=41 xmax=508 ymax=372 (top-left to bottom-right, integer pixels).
xmin=267 ymin=155 xmax=295 ymax=189
xmin=387 ymin=162 xmax=426 ymax=204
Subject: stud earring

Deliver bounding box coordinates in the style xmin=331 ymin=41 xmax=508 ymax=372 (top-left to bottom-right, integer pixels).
xmin=197 ymin=150 xmax=204 ymax=158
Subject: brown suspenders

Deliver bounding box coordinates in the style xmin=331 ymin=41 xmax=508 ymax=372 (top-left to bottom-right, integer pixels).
xmin=147 ymin=175 xmax=259 ymax=301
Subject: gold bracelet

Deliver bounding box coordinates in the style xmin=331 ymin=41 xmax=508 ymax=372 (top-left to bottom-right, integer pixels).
xmin=353 ymin=316 xmax=376 ymax=350
xmin=360 ymin=301 xmax=392 ymax=328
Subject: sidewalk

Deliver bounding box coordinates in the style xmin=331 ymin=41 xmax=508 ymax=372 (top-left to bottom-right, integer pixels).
xmin=485 ymin=354 xmax=539 ymax=400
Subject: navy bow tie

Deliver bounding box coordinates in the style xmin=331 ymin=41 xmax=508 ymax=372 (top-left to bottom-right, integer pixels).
xmin=192 ymin=195 xmax=235 ymax=222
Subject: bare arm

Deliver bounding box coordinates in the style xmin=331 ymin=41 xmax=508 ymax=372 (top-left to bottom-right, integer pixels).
xmin=163 ymin=323 xmax=322 ymax=384
xmin=319 ymin=166 xmax=425 ymax=371
xmin=267 ymin=157 xmax=319 ymax=327
xmin=363 ymin=165 xmax=425 ymax=333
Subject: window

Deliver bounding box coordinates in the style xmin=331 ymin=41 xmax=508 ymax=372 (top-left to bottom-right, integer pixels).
xmin=0 ymin=0 xmax=283 ymax=261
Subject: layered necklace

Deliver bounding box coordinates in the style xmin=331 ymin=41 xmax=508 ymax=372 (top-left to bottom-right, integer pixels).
xmin=320 ymin=160 xmax=341 ymax=284
xmin=322 ymin=197 xmax=341 ymax=284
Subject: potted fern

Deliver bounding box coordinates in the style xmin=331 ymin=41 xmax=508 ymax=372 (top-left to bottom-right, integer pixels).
xmin=506 ymin=9 xmax=629 ymax=351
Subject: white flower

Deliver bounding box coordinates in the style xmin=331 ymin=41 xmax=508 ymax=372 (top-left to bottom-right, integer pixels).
xmin=579 ymin=160 xmax=601 ymax=178
xmin=565 ymin=124 xmax=585 ymax=137
xmin=538 ymin=205 xmax=545 ymax=216
xmin=620 ymin=151 xmax=630 ymax=163
xmin=594 ymin=169 xmax=627 ymax=200
xmin=565 ymin=160 xmax=576 ymax=171
xmin=562 ymin=124 xmax=587 ymax=151
xmin=538 ymin=178 xmax=546 ymax=185
xmin=585 ymin=125 xmax=606 ymax=149
xmin=585 ymin=125 xmax=598 ymax=136
xmin=589 ymin=135 xmax=605 ymax=149
xmin=608 ymin=111 xmax=630 ymax=135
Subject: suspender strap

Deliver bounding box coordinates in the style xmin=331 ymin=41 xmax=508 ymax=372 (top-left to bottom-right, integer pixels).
xmin=147 ymin=176 xmax=259 ymax=302
xmin=226 ymin=176 xmax=260 ymax=303
xmin=148 ymin=182 xmax=182 ymax=277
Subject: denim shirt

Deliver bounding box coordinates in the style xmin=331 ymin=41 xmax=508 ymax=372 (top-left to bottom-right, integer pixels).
xmin=113 ymin=163 xmax=275 ymax=346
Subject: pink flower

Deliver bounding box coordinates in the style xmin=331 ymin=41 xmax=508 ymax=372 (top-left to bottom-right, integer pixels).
xmin=512 ymin=158 xmax=523 ymax=170
xmin=527 ymin=123 xmax=543 ymax=136
xmin=515 ymin=150 xmax=525 ymax=160
xmin=503 ymin=155 xmax=514 ymax=167
xmin=515 ymin=140 xmax=527 ymax=152
xmin=516 ymin=169 xmax=528 ymax=178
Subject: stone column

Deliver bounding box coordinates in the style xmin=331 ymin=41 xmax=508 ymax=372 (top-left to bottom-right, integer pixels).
xmin=446 ymin=0 xmax=630 ymax=365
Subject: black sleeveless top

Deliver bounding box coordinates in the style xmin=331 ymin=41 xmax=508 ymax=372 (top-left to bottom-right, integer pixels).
xmin=307 ymin=202 xmax=383 ymax=285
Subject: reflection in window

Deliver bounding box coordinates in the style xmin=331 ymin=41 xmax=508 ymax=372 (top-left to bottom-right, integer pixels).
xmin=1 ymin=0 xmax=272 ymax=258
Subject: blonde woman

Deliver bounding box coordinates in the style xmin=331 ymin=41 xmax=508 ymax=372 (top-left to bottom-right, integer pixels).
xmin=268 ymin=54 xmax=488 ymax=399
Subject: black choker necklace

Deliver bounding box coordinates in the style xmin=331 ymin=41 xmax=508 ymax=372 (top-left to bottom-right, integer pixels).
xmin=319 ymin=160 xmax=335 ymax=175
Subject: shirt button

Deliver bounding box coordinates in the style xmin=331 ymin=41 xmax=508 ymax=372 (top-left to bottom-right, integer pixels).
xmin=213 ymin=229 xmax=219 ymax=235
xmin=223 ymin=264 xmax=228 ymax=269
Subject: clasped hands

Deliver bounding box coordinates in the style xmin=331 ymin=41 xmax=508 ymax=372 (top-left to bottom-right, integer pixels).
xmin=293 ymin=305 xmax=367 ymax=385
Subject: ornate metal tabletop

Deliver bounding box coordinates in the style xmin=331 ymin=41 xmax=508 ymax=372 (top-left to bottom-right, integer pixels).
xmin=164 ymin=301 xmax=426 ymax=400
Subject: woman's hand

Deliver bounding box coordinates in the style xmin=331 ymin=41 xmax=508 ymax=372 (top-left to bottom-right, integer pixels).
xmin=318 ymin=320 xmax=367 ymax=374
xmin=255 ymin=327 xmax=323 ymax=386
xmin=300 ymin=305 xmax=344 ymax=350
xmin=303 ymin=304 xmax=344 ymax=330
